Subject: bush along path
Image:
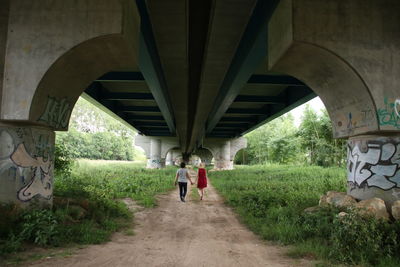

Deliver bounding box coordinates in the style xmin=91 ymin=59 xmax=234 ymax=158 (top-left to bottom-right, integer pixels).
xmin=210 ymin=165 xmax=400 ymax=267
xmin=0 ymin=160 xmax=176 ymax=264
xmin=24 ymin=176 xmax=313 ymax=267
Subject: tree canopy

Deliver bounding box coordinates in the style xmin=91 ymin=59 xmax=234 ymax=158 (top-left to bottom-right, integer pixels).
xmin=56 ymin=97 xmax=142 ymax=161
xmin=237 ymin=104 xmax=346 ymax=167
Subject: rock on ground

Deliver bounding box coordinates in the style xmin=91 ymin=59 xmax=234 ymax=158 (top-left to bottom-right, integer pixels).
xmin=319 ymin=191 xmax=357 ymax=208
xmin=355 ymin=197 xmax=389 ymax=221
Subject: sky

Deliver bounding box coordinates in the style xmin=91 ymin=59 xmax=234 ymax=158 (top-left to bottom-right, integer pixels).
xmin=288 ymin=96 xmax=325 ymax=127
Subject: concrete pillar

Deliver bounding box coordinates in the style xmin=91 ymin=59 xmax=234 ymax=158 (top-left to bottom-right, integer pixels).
xmin=0 ymin=124 xmax=54 ymax=206
xmin=347 ymin=135 xmax=400 ymax=206
xmin=194 ymin=148 xmax=213 ymax=166
xmin=166 ymin=151 xmax=173 ymax=166
xmin=214 ymin=141 xmax=233 ymax=169
xmin=147 ymin=139 xmax=163 ymax=168
xmin=171 ymin=150 xmax=182 ymax=166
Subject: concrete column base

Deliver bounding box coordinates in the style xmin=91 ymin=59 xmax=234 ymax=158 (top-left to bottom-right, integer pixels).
xmin=146 ymin=157 xmax=165 ymax=168
xmin=0 ymin=124 xmax=54 ymax=206
xmin=347 ymin=135 xmax=400 ymax=206
xmin=214 ymin=160 xmax=234 ymax=170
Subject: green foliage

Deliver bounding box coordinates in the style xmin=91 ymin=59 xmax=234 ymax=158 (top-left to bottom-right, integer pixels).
xmin=245 ymin=114 xmax=300 ymax=164
xmin=54 ymin=142 xmax=73 ymax=176
xmin=241 ymin=105 xmax=346 ymax=167
xmin=329 ymin=212 xmax=400 ymax=265
xmin=55 ymin=97 xmax=144 ymax=161
xmin=0 ymin=160 xmax=176 ymax=256
xmin=298 ymin=107 xmax=346 ymax=167
xmin=19 ymin=209 xmax=59 ymax=246
xmin=211 ymin=165 xmax=400 ymax=266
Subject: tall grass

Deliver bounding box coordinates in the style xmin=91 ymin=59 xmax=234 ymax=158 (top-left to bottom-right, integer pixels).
xmin=56 ymin=160 xmax=176 ymax=207
xmin=210 ymin=164 xmax=400 ymax=266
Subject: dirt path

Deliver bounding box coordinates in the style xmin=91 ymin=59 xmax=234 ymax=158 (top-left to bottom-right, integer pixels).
xmin=28 ymin=177 xmax=313 ymax=267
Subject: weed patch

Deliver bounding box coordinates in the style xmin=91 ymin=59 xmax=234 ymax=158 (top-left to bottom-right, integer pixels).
xmin=210 ymin=164 xmax=400 ymax=266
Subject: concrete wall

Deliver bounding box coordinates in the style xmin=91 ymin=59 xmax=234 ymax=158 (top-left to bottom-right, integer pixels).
xmin=0 ymin=124 xmax=54 ymax=206
xmin=0 ymin=0 xmax=10 ymax=109
xmin=1 ymin=0 xmax=140 ymax=130
xmin=268 ymin=0 xmax=400 ymax=138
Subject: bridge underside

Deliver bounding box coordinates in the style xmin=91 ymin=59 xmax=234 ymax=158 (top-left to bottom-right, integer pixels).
xmin=85 ymin=71 xmax=315 ymax=139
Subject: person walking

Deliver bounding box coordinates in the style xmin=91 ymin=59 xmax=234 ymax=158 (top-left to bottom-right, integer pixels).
xmin=196 ymin=163 xmax=208 ymax=200
xmin=174 ymin=162 xmax=194 ymax=202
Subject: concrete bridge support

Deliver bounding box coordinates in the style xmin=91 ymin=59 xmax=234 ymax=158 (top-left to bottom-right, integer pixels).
xmin=165 ymin=152 xmax=173 ymax=166
xmin=267 ymin=0 xmax=400 ymax=204
xmin=135 ymin=135 xmax=179 ymax=169
xmin=203 ymin=137 xmax=247 ymax=170
xmin=0 ymin=0 xmax=140 ymax=206
xmin=347 ymin=135 xmax=400 ymax=204
xmin=0 ymin=124 xmax=54 ymax=206
xmin=194 ymin=148 xmax=213 ymax=166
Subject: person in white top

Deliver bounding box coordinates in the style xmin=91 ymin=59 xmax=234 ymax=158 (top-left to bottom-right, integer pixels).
xmin=174 ymin=162 xmax=194 ymax=202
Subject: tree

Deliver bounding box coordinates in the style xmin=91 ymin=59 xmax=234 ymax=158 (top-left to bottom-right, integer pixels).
xmin=55 ymin=97 xmax=142 ymax=161
xmin=243 ymin=104 xmax=346 ymax=167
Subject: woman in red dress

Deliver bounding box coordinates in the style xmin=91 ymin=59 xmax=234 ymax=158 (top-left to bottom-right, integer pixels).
xmin=197 ymin=163 xmax=208 ymax=200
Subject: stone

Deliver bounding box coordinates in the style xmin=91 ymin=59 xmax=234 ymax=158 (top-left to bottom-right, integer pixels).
xmin=355 ymin=197 xmax=389 ymax=221
xmin=391 ymin=200 xmax=400 ymax=221
xmin=337 ymin=212 xmax=348 ymax=218
xmin=319 ymin=191 xmax=357 ymax=208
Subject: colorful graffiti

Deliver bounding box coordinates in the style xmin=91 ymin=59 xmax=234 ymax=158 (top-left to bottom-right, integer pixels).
xmin=347 ymin=141 xmax=400 ymax=190
xmin=377 ymin=97 xmax=400 ymax=129
xmin=39 ymin=96 xmax=71 ymax=129
xmin=0 ymin=129 xmax=53 ymax=202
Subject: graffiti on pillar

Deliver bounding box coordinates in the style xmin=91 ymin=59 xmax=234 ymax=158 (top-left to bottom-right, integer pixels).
xmin=0 ymin=130 xmax=53 ymax=202
xmin=38 ymin=96 xmax=72 ymax=129
xmin=148 ymin=158 xmax=162 ymax=168
xmin=377 ymin=97 xmax=400 ymax=129
xmin=12 ymin=144 xmax=52 ymax=201
xmin=347 ymin=142 xmax=400 ymax=190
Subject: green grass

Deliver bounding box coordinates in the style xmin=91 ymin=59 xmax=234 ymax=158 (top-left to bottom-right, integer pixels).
xmin=210 ymin=164 xmax=400 ymax=266
xmin=56 ymin=159 xmax=176 ymax=207
xmin=0 ymin=160 xmax=176 ymax=260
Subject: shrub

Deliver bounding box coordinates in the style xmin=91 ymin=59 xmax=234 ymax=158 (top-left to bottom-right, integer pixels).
xmin=54 ymin=142 xmax=73 ymax=176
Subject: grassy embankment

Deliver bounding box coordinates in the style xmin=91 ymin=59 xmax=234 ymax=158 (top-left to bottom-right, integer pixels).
xmin=0 ymin=160 xmax=176 ymax=261
xmin=210 ymin=164 xmax=400 ymax=267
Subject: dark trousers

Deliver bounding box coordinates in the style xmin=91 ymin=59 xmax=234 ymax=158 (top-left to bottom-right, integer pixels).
xmin=178 ymin=182 xmax=188 ymax=198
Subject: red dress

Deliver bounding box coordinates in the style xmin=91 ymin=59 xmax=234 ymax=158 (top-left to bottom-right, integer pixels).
xmin=197 ymin=168 xmax=207 ymax=189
